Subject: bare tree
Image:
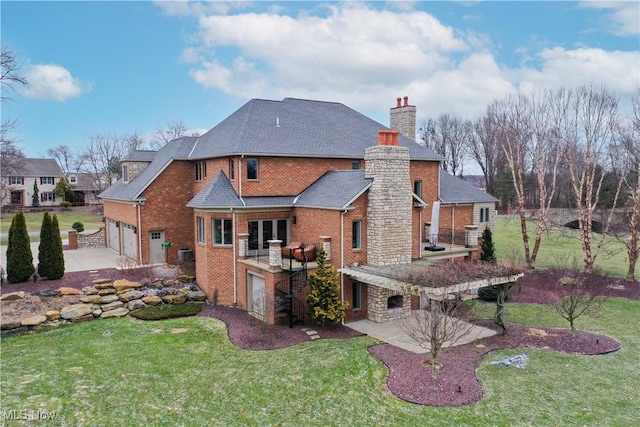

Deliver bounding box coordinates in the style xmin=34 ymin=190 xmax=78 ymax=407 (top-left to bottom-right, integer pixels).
xmin=615 ymin=89 xmax=640 ymax=281
xmin=79 ymin=132 xmax=142 ymax=193
xmin=554 ymin=271 xmax=607 ymax=332
xmin=469 ymin=115 xmax=501 ymax=196
xmin=419 ymin=114 xmax=470 ymax=176
xmin=0 ymin=120 xmax=25 ymax=204
xmin=403 ymin=289 xmax=474 ymax=379
xmin=559 ymin=84 xmax=622 ymax=272
xmin=250 ymin=287 xmax=275 ymax=333
xmin=47 ymin=144 xmax=80 ymax=174
xmin=1 ymin=45 xmax=28 ymax=103
xmin=148 ymin=120 xmax=199 ymax=150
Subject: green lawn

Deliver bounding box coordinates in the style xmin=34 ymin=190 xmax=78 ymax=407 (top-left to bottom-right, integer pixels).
xmin=0 ymin=209 xmax=104 ymax=234
xmin=493 ymin=217 xmax=630 ymax=278
xmin=1 ymin=298 xmax=638 ymax=426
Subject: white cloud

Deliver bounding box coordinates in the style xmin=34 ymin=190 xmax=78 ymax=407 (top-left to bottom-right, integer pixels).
xmin=580 ymin=1 xmax=640 ymax=36
xmin=22 ymin=64 xmax=91 ymax=101
xmin=516 ymin=47 xmax=640 ymax=95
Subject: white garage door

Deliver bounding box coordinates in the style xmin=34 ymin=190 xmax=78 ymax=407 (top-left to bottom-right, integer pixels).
xmin=247 ymin=273 xmax=266 ymax=320
xmin=122 ymin=223 xmax=137 ymax=261
xmin=107 ymin=219 xmax=119 ymax=252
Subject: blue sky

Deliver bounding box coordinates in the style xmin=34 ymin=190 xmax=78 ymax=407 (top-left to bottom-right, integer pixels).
xmin=2 ymin=1 xmax=639 ymax=158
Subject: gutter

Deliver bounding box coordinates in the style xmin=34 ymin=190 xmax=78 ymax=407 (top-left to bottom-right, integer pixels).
xmin=340 ymin=208 xmax=347 ymax=325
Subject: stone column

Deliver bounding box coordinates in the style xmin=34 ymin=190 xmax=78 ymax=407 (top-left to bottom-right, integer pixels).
xmin=238 ymin=233 xmax=249 ymax=259
xmin=268 ymin=240 xmax=282 ymax=270
xmin=319 ymin=236 xmax=331 ymax=261
xmin=465 ymin=225 xmax=479 ymax=247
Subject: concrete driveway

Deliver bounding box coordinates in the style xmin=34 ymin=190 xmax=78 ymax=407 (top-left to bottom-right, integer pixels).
xmin=346 ymin=313 xmax=496 ymax=354
xmin=1 ymin=241 xmax=122 ymax=273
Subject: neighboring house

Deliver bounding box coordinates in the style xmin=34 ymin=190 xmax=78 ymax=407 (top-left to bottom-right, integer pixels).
xmin=1 ymin=158 xmax=65 ymax=208
xmin=100 ymin=97 xmax=497 ymax=324
xmin=67 ymin=172 xmax=116 ymax=205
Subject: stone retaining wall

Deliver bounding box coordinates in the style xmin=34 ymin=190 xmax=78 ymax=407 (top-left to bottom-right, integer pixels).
xmin=0 ymin=277 xmax=206 ymax=335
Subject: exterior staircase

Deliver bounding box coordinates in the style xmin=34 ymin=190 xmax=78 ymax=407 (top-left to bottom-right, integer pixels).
xmin=275 ymin=246 xmax=311 ymax=328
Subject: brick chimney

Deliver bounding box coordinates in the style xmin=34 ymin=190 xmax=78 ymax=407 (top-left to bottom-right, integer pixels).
xmin=390 ymin=96 xmax=416 ymax=142
xmin=364 ymin=130 xmax=412 ymax=267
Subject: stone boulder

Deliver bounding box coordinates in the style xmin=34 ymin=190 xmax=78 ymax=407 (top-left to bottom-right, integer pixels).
xmin=100 ymin=294 xmax=120 ymax=304
xmin=61 ymin=304 xmax=96 ymax=320
xmin=73 ymin=314 xmax=95 ymax=323
xmin=81 ymin=286 xmax=99 ymax=295
xmin=119 ymin=290 xmax=144 ymax=302
xmin=0 ymin=291 xmax=26 ymax=301
xmin=142 ymin=295 xmax=162 ymax=306
xmin=1 ymin=319 xmax=22 ymax=330
xmin=128 ymin=299 xmax=147 ymax=311
xmin=81 ymin=295 xmax=102 ymax=304
xmin=58 ymin=287 xmax=81 ymax=296
xmin=22 ymin=315 xmax=47 ymax=326
xmin=186 ymin=290 xmax=207 ymax=302
xmin=113 ymin=279 xmax=142 ymax=292
xmin=34 ymin=289 xmax=59 ymax=297
xmin=162 ymin=294 xmax=186 ymax=304
xmin=45 ymin=311 xmax=61 ymax=321
xmin=94 ymin=282 xmax=114 ymax=290
xmin=98 ymin=288 xmax=117 ymax=296
xmin=101 ymin=301 xmax=124 ymax=312
xmin=100 ymin=307 xmax=129 ymax=319
xmin=92 ymin=278 xmax=112 ymax=285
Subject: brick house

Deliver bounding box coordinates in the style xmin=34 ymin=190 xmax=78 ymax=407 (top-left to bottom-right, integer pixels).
xmin=1 ymin=158 xmax=65 ymax=208
xmin=99 ymin=97 xmax=497 ymax=324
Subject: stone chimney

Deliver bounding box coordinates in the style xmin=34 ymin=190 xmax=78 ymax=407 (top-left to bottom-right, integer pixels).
xmin=364 ymin=130 xmax=412 ymax=266
xmin=390 ymin=96 xmax=416 ymax=142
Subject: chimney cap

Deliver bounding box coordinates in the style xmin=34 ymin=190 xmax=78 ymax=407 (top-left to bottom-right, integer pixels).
xmin=403 ymin=96 xmax=409 ymax=107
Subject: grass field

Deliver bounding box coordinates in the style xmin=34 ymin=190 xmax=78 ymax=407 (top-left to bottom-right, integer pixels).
xmin=1 ymin=298 xmax=637 ymax=426
xmin=0 ymin=209 xmax=104 ymax=234
xmin=493 ymin=217 xmax=630 ymax=278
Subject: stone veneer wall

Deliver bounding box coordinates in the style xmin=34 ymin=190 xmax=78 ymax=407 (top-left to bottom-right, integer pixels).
xmin=365 ymin=143 xmax=413 ymax=267
xmin=77 ymin=228 xmax=106 ymax=249
xmin=366 ymin=285 xmax=412 ymax=323
xmin=390 ymin=98 xmax=417 ymax=142
xmin=123 ymin=161 xmax=151 ymax=182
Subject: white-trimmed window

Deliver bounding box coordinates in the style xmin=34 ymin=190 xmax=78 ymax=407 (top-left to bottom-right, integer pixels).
xmin=122 ymin=165 xmax=129 ymax=183
xmin=195 ymin=161 xmax=207 ymax=181
xmin=352 ymin=220 xmax=362 ymax=249
xmin=413 ymin=180 xmax=422 ymax=198
xmin=352 ymin=160 xmax=360 ymax=170
xmin=40 ymin=177 xmax=54 ymax=185
xmin=40 ymin=192 xmax=55 ymax=202
xmin=9 ymin=176 xmax=23 ymax=185
xmin=213 ymin=219 xmax=233 ymax=245
xmin=197 ymin=216 xmax=205 ymax=244
xmin=229 ymin=159 xmax=235 ymax=180
xmin=69 ymin=175 xmax=77 ymax=184
xmin=480 ymin=207 xmax=490 ymax=223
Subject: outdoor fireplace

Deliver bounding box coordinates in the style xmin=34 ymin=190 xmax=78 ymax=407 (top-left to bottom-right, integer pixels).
xmin=367 ymin=285 xmax=412 ymax=323
xmin=387 ymin=295 xmax=403 ymax=309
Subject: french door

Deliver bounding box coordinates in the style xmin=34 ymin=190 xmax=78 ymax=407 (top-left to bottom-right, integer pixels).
xmin=248 ymin=219 xmax=288 ymax=256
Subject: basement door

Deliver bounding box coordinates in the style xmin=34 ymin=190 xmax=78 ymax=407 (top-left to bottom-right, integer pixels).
xmin=107 ymin=219 xmax=120 ymax=252
xmin=148 ymin=230 xmax=165 ymax=264
xmin=247 ymin=272 xmax=266 ymax=321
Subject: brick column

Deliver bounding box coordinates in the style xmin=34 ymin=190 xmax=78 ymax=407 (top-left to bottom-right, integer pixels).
xmin=68 ymin=230 xmax=78 ymax=250
xmin=238 ymin=233 xmax=249 ymax=259
xmin=268 ymin=240 xmax=282 ymax=271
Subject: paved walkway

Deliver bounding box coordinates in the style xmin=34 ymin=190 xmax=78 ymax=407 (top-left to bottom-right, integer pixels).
xmin=346 ymin=313 xmax=496 ymax=354
xmin=1 ymin=241 xmax=122 ymax=273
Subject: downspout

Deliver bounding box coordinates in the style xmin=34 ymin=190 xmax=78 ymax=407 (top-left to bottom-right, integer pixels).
xmin=340 ymin=209 xmax=347 ymax=325
xmin=136 ymin=203 xmax=142 ymax=265
xmin=232 ymin=208 xmax=237 ymax=305
xmin=419 ymin=207 xmax=423 ymax=259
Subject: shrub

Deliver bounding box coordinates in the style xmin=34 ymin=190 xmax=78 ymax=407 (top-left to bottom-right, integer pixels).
xmin=480 ymin=226 xmax=496 ymax=264
xmin=129 ymin=303 xmax=203 ymax=320
xmin=478 ymin=285 xmax=510 ymax=302
xmin=6 ymin=212 xmax=35 ymax=283
xmin=59 ymin=201 xmax=72 ymax=209
xmin=37 ymin=213 xmax=65 ymax=280
xmin=72 ymin=221 xmax=85 ymax=233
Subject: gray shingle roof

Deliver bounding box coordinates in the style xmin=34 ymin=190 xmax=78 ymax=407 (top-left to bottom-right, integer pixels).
xmin=295 ymin=170 xmax=372 ymax=209
xmin=187 ymin=170 xmax=243 ymax=208
xmin=439 ymin=170 xmax=498 ymax=204
xmin=122 ymin=150 xmax=158 ymax=161
xmin=99 ymin=137 xmax=198 ymax=201
xmin=18 ymin=158 xmax=64 ymax=177
xmin=190 ymin=98 xmax=443 ymax=161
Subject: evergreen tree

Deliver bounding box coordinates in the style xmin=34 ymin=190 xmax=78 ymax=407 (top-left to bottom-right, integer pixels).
xmin=306 ymin=248 xmax=348 ymax=325
xmin=54 ymin=177 xmax=74 ymax=202
xmin=32 ymin=179 xmax=40 ymax=207
xmin=50 ymin=214 xmax=65 ymax=279
xmin=6 ymin=212 xmax=35 ymax=283
xmin=38 ymin=212 xmax=54 ymax=278
xmin=480 ymin=226 xmax=497 ymax=264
